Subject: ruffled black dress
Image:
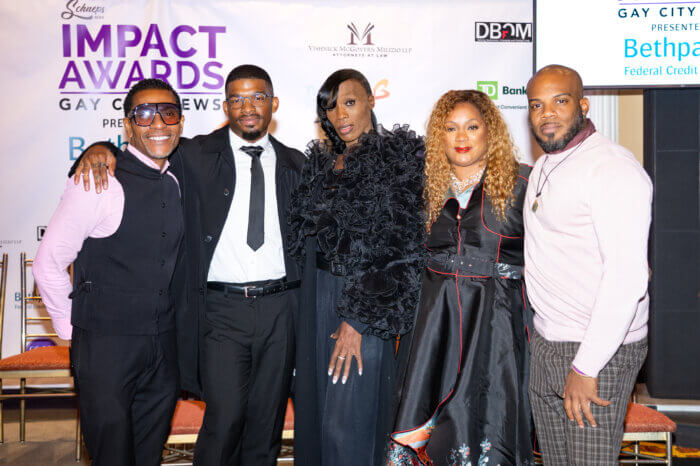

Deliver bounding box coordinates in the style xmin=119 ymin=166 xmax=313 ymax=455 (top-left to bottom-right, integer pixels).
xmin=387 ymin=165 xmax=535 ymax=466
xmin=289 ymin=125 xmax=426 ymax=466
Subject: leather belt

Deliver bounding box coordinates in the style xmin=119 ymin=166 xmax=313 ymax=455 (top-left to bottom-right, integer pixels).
xmin=428 ymin=252 xmax=523 ymax=279
xmin=207 ymin=279 xmax=300 ymax=298
xmin=316 ymin=253 xmax=348 ymax=276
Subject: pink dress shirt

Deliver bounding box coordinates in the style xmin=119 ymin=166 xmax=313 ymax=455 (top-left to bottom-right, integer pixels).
xmin=524 ymin=127 xmax=653 ymax=378
xmin=33 ymin=145 xmax=178 ymax=340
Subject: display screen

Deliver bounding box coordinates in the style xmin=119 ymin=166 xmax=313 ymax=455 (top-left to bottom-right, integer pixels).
xmin=534 ymin=0 xmax=700 ymax=87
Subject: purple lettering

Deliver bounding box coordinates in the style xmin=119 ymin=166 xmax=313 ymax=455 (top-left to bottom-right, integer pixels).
xmin=198 ymin=26 xmax=226 ymax=58
xmin=141 ymin=24 xmax=167 ymax=57
xmin=124 ymin=61 xmax=145 ymax=88
xmin=59 ymin=61 xmax=85 ymax=89
xmin=170 ymin=25 xmax=196 ymax=58
xmin=177 ymin=61 xmax=199 ymax=89
xmin=62 ymin=24 xmax=71 ymax=57
xmin=117 ymin=25 xmax=141 ymax=58
xmin=77 ymin=24 xmax=112 ymax=57
xmin=84 ymin=61 xmax=125 ymax=88
xmin=202 ymin=61 xmax=224 ymax=90
xmin=150 ymin=60 xmax=172 ymax=83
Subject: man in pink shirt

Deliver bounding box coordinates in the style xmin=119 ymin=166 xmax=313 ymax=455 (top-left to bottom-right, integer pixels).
xmin=33 ymin=79 xmax=184 ymax=466
xmin=524 ymin=65 xmax=652 ymax=465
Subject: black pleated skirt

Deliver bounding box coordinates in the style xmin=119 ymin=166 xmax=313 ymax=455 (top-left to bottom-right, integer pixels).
xmin=387 ymin=269 xmax=534 ymax=466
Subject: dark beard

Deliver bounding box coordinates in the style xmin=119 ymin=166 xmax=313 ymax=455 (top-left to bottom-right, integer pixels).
xmin=532 ymin=109 xmax=586 ymax=153
xmin=241 ymin=129 xmax=263 ymax=141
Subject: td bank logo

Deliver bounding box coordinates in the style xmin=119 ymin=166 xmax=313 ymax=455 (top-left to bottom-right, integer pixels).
xmin=477 ymin=81 xmax=526 ymax=100
xmin=477 ymin=81 xmax=498 ymax=99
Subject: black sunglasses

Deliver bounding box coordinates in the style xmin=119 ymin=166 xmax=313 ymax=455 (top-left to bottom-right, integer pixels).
xmin=128 ymin=103 xmax=182 ymax=127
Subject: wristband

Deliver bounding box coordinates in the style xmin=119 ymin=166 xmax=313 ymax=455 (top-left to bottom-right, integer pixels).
xmin=572 ymin=364 xmax=594 ymax=379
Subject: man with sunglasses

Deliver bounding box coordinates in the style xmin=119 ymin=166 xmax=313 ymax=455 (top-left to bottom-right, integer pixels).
xmin=34 ymin=79 xmax=185 ymax=465
xmin=71 ymin=65 xmax=305 ymax=465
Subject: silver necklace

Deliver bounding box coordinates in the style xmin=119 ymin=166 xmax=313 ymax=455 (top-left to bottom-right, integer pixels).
xmin=450 ymin=166 xmax=485 ymax=194
xmin=532 ymin=141 xmax=585 ymax=212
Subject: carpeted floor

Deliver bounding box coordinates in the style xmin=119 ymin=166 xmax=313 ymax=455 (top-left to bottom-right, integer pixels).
xmin=0 ymin=398 xmax=698 ymax=465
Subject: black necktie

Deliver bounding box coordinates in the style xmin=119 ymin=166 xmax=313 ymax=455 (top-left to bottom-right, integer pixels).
xmin=240 ymin=145 xmax=265 ymax=251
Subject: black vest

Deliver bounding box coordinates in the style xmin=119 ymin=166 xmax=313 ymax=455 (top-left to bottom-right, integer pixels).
xmin=71 ymin=150 xmax=183 ymax=335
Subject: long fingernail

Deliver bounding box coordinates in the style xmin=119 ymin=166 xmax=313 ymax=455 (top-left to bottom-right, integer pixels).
xmin=359 ymin=369 xmax=363 ymax=376
xmin=328 ymin=368 xmax=333 ymax=376
xmin=333 ymin=376 xmax=338 ymax=384
xmin=342 ymin=376 xmax=347 ymax=384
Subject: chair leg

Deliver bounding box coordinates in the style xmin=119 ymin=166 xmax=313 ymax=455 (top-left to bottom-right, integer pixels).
xmin=634 ymin=440 xmax=640 ymax=466
xmin=666 ymin=432 xmax=672 ymax=465
xmin=0 ymin=379 xmax=4 ymax=444
xmin=19 ymin=378 xmax=26 ymax=442
xmin=75 ymin=408 xmax=82 ymax=461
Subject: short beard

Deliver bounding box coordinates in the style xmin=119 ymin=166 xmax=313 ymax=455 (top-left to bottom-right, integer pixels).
xmin=241 ymin=129 xmax=263 ymax=142
xmin=532 ymin=109 xmax=586 ymax=153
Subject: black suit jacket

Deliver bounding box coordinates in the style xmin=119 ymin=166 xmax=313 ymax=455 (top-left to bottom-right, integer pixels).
xmin=73 ymin=127 xmax=305 ymax=395
xmin=168 ymin=126 xmax=305 ymax=395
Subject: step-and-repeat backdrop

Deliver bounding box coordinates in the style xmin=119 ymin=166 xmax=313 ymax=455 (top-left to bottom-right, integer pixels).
xmin=0 ymin=0 xmax=533 ymax=358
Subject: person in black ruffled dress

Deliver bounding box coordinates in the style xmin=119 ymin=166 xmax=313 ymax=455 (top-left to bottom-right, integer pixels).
xmin=288 ymin=69 xmax=426 ymax=466
xmin=387 ymin=90 xmax=535 ymax=466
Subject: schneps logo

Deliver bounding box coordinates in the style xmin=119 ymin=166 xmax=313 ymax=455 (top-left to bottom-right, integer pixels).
xmin=61 ymin=0 xmax=105 ymax=20
xmin=347 ymin=22 xmax=375 ymax=46
xmin=477 ymin=81 xmax=499 ymax=99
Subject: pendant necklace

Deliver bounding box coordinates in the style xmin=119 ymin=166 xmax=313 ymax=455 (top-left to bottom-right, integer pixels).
xmin=451 ymin=166 xmax=485 ymax=195
xmin=532 ymin=141 xmax=584 ymax=212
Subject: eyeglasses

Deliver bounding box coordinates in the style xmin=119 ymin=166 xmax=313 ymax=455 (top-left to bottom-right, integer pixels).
xmin=226 ymin=93 xmax=272 ymax=109
xmin=128 ymin=103 xmax=182 ymax=127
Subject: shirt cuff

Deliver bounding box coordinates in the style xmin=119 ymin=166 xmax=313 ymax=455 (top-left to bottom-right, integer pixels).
xmin=571 ymin=353 xmax=602 ymax=378
xmin=54 ymin=321 xmax=73 ymax=341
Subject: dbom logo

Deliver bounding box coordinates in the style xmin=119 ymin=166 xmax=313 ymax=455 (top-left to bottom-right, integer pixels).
xmin=475 ymin=22 xmax=532 ymax=42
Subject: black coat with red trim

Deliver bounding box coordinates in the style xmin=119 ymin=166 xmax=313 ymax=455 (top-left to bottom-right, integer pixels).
xmin=388 ymin=163 xmax=535 ymax=466
xmin=426 ymin=164 xmax=531 ymax=266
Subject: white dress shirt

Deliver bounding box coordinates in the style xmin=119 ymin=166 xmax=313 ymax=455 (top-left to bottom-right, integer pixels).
xmin=207 ymin=129 xmax=286 ymax=283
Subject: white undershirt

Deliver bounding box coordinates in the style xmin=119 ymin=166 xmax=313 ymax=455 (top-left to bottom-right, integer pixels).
xmin=206 ymin=129 xmax=286 ymax=283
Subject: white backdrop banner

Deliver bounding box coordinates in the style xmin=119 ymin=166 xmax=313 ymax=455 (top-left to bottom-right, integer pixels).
xmin=0 ymin=0 xmax=533 ymax=358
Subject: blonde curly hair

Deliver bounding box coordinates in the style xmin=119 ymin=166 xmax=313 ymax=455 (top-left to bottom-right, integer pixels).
xmin=424 ymin=90 xmax=519 ymax=230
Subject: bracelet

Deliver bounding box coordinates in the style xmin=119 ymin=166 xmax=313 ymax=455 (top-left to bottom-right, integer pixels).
xmin=571 ymin=364 xmax=594 ymax=379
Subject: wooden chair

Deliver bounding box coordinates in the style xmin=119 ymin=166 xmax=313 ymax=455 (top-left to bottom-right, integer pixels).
xmin=162 ymin=399 xmax=205 ymax=463
xmin=620 ymin=402 xmax=676 ymax=465
xmin=161 ymin=398 xmax=295 ymax=464
xmin=0 ymin=253 xmax=80 ymax=460
xmin=278 ymin=398 xmax=295 ymax=463
xmin=534 ymin=401 xmax=677 ymax=465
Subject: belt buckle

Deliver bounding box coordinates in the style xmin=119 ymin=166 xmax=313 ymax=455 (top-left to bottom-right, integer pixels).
xmin=243 ymin=285 xmax=256 ymax=299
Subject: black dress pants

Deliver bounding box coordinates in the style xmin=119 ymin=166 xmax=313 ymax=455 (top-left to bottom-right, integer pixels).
xmin=70 ymin=328 xmax=179 ymax=466
xmin=194 ymin=286 xmax=295 ymax=466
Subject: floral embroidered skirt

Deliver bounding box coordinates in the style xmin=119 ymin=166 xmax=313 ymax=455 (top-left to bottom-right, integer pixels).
xmin=387 ymin=271 xmax=535 ymax=466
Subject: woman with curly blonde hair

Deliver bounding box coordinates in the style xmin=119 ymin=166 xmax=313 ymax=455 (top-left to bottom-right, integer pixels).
xmin=387 ymin=90 xmax=535 ymax=466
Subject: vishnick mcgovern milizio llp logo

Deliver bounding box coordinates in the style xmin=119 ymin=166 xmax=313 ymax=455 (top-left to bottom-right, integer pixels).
xmin=307 ymin=21 xmax=412 ymax=59
xmin=475 ymin=22 xmax=532 ymax=42
xmin=61 ymin=0 xmax=105 ymax=20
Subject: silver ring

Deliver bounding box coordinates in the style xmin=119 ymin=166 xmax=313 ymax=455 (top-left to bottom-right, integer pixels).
xmin=337 ymin=356 xmax=346 ymax=360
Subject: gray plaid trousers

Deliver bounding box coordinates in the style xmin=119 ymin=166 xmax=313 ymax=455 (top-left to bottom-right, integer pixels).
xmin=529 ymin=329 xmax=647 ymax=465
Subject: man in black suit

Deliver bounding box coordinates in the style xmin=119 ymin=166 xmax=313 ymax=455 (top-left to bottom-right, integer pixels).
xmin=73 ymin=65 xmax=305 ymax=466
